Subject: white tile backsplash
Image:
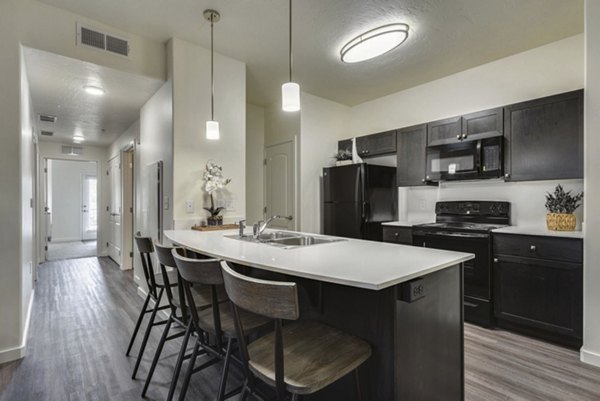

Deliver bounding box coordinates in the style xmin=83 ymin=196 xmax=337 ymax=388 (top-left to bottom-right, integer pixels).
xmin=402 ymin=178 xmax=584 ymax=228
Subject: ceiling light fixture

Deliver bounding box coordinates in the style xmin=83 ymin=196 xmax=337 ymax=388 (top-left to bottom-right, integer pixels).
xmin=83 ymin=85 xmax=105 ymax=96
xmin=281 ymin=0 xmax=300 ymax=112
xmin=340 ymin=23 xmax=409 ymax=63
xmin=204 ymin=9 xmax=221 ymax=140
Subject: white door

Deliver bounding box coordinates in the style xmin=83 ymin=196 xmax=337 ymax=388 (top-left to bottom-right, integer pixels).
xmin=108 ymin=156 xmax=122 ymax=265
xmin=264 ymin=140 xmax=295 ymax=230
xmin=81 ymin=174 xmax=97 ymax=241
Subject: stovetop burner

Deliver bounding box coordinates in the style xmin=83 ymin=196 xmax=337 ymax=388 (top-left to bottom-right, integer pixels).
xmin=414 ymin=201 xmax=511 ymax=233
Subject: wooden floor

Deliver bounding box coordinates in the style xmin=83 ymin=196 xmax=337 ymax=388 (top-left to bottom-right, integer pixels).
xmin=1 ymin=257 xmax=599 ymax=401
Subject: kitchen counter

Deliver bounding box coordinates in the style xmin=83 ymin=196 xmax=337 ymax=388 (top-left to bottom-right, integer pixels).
xmin=164 ymin=228 xmax=470 ymax=400
xmin=493 ymin=225 xmax=584 ymax=239
xmin=164 ymin=229 xmax=473 ymax=290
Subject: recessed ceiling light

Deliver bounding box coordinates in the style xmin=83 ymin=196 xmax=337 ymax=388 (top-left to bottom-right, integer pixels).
xmin=340 ymin=23 xmax=409 ymax=63
xmin=83 ymin=85 xmax=105 ymax=96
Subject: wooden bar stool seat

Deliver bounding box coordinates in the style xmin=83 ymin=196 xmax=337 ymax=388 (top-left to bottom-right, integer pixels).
xmin=170 ymin=284 xmax=227 ymax=310
xmin=220 ymin=261 xmax=372 ymax=401
xmin=247 ymin=320 xmax=371 ymax=395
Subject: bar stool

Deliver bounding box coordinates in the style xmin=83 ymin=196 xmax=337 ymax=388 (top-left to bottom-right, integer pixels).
xmin=220 ymin=261 xmax=372 ymax=401
xmin=127 ymin=236 xmax=178 ymax=379
xmin=171 ymin=248 xmax=271 ymax=401
xmin=141 ymin=244 xmax=227 ymax=397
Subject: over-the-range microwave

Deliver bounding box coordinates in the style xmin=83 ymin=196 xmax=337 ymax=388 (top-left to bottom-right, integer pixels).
xmin=425 ymin=136 xmax=503 ymax=182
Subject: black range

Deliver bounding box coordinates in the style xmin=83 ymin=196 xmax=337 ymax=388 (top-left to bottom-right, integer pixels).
xmin=413 ymin=201 xmax=510 ymax=327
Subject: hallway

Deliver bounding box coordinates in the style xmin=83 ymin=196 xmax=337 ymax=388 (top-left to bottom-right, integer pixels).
xmin=46 ymin=240 xmax=97 ymax=261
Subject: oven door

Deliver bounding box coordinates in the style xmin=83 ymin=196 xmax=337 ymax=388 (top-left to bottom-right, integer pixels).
xmin=426 ymin=141 xmax=480 ymax=181
xmin=413 ymin=231 xmax=491 ymax=300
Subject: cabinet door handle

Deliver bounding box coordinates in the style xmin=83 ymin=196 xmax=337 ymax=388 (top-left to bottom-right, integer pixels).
xmin=504 ymin=173 xmax=510 ymax=179
xmin=422 ymin=178 xmax=426 ymax=183
xmin=394 ymin=232 xmax=399 ymax=237
xmin=493 ymin=258 xmax=499 ymax=263
xmin=456 ymin=134 xmax=461 ymax=140
xmin=463 ymin=134 xmax=468 ymax=140
xmin=530 ymin=245 xmax=537 ymax=252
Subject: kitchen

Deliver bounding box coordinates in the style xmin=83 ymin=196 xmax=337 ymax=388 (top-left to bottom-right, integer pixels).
xmin=1 ymin=0 xmax=594 ymax=400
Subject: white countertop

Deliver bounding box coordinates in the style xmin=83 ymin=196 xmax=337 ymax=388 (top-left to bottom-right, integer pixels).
xmin=493 ymin=225 xmax=584 ymax=239
xmin=382 ymin=220 xmax=433 ymax=228
xmin=164 ymin=229 xmax=474 ymax=291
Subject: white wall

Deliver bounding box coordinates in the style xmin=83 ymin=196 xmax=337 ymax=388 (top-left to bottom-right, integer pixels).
xmin=169 ymin=38 xmax=246 ymax=229
xmin=48 ymin=160 xmax=97 ymax=242
xmin=582 ymin=0 xmax=600 ymax=367
xmin=246 ymin=104 xmax=265 ymax=224
xmin=109 ymin=119 xmax=139 ymax=160
xmin=299 ymin=93 xmax=351 ymax=233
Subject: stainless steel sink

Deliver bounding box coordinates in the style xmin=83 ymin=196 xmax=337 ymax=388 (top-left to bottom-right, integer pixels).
xmin=225 ymin=231 xmax=344 ymax=249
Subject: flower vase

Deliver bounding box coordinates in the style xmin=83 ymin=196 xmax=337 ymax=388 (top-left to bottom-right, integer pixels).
xmin=207 ymin=215 xmax=223 ymax=226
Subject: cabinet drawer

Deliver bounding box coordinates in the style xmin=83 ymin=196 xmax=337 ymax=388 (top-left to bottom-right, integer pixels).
xmin=382 ymin=226 xmax=412 ymax=245
xmin=493 ymin=234 xmax=582 ymax=263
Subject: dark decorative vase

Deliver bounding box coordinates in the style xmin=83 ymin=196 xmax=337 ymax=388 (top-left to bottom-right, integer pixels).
xmin=207 ymin=215 xmax=223 ymax=226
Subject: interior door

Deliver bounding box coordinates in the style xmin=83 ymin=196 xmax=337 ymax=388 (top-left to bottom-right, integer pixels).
xmin=264 ymin=141 xmax=295 ymax=230
xmin=81 ymin=174 xmax=97 ymax=241
xmin=108 ymin=156 xmax=122 ymax=265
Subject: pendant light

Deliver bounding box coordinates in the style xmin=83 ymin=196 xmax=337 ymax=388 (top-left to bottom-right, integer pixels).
xmin=204 ymin=9 xmax=220 ymax=140
xmin=282 ymin=0 xmax=300 ymax=112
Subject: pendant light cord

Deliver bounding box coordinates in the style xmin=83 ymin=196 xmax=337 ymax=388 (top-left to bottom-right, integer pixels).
xmin=289 ymin=0 xmax=292 ymax=82
xmin=211 ymin=13 xmax=215 ymax=121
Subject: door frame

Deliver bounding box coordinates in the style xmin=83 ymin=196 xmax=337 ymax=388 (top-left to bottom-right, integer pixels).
xmin=120 ymin=142 xmax=135 ymax=271
xmin=40 ymin=157 xmax=101 ymax=261
xmin=263 ymin=137 xmax=299 ymax=231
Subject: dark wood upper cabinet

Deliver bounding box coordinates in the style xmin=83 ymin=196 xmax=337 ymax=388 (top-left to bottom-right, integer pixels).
xmin=462 ymin=107 xmax=503 ymax=141
xmin=426 ymin=116 xmax=462 ymax=146
xmin=356 ymin=130 xmax=397 ymax=157
xmin=397 ymin=124 xmax=428 ymax=186
xmin=338 ymin=139 xmax=352 ymax=153
xmin=504 ymin=89 xmax=583 ymax=181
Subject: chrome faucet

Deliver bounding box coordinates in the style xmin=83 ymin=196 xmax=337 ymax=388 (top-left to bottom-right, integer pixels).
xmin=253 ymin=215 xmax=293 ymax=239
xmin=238 ymin=219 xmax=246 ymax=238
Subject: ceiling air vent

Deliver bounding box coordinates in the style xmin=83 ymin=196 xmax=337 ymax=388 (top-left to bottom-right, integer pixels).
xmin=39 ymin=114 xmax=57 ymax=123
xmin=76 ymin=23 xmax=130 ymax=57
xmin=40 ymin=130 xmax=54 ymax=137
xmin=61 ymin=146 xmax=83 ymax=156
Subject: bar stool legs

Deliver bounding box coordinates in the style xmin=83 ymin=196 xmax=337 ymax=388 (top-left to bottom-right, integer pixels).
xmin=126 ymin=291 xmax=152 ymax=356
xmin=166 ymin=322 xmax=193 ymax=401
xmin=217 ymin=337 xmax=234 ymax=401
xmin=132 ymin=287 xmax=164 ymax=379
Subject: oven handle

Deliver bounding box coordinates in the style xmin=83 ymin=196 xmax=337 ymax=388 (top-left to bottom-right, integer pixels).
xmin=426 ymin=231 xmax=490 ymax=239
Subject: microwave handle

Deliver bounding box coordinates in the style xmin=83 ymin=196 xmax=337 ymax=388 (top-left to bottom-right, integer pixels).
xmin=475 ymin=140 xmax=482 ymax=172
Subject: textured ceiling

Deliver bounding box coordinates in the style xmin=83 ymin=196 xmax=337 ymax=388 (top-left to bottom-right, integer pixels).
xmin=38 ymin=0 xmax=583 ymax=106
xmin=24 ymin=47 xmax=164 ymax=146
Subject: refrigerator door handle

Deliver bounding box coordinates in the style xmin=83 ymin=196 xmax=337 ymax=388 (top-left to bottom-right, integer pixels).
xmin=362 ymin=202 xmax=369 ymax=221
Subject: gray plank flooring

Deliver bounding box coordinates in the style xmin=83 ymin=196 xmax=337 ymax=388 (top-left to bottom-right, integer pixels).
xmin=1 ymin=256 xmax=599 ymax=401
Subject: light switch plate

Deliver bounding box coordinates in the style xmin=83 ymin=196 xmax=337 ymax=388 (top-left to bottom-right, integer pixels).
xmin=185 ymin=200 xmax=194 ymax=214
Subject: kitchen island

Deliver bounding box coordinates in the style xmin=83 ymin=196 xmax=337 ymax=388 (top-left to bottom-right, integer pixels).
xmin=165 ymin=229 xmax=474 ymax=401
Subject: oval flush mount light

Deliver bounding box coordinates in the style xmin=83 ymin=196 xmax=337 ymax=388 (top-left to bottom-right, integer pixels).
xmin=340 ymin=23 xmax=409 ymax=63
xmin=83 ymin=85 xmax=105 ymax=96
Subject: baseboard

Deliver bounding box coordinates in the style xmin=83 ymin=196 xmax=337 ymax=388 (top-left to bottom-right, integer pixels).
xmin=581 ymin=347 xmax=600 ymax=367
xmin=0 ymin=290 xmax=34 ymax=364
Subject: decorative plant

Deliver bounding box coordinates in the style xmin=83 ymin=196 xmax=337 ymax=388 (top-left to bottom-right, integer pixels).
xmin=333 ymin=149 xmax=353 ymax=161
xmin=545 ymin=185 xmax=583 ymax=214
xmin=202 ymin=161 xmax=231 ymax=217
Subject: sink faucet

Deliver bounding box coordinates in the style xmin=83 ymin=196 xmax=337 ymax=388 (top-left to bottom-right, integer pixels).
xmin=238 ymin=219 xmax=246 ymax=238
xmin=253 ymin=215 xmax=293 ymax=239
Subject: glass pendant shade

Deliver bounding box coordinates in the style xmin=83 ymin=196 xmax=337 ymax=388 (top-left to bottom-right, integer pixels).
xmin=206 ymin=120 xmax=220 ymax=140
xmin=282 ymin=82 xmax=300 ymax=112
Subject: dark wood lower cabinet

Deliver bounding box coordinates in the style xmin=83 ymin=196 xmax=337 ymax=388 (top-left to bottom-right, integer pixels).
xmin=382 ymin=226 xmax=412 ymax=245
xmin=493 ymin=234 xmax=583 ymax=348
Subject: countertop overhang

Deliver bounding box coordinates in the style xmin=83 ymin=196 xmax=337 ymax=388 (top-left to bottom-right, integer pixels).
xmin=164 ymin=229 xmax=474 ymax=290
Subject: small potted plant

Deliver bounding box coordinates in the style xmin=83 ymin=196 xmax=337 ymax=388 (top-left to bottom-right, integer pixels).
xmin=202 ymin=161 xmax=231 ymax=226
xmin=545 ymin=184 xmax=583 ymax=231
xmin=333 ymin=149 xmax=353 ymax=166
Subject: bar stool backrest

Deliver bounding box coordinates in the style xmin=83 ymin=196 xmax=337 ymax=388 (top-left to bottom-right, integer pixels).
xmin=172 ymin=248 xmax=225 ymax=339
xmin=135 ymin=236 xmax=157 ymax=298
xmin=154 ymin=243 xmax=180 ymax=314
xmin=220 ymin=261 xmax=299 ymax=400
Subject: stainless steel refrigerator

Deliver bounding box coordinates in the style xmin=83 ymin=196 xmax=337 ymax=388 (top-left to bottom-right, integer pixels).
xmin=323 ymin=163 xmax=397 ymax=241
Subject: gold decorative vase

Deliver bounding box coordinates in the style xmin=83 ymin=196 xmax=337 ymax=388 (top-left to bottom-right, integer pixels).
xmin=546 ymin=213 xmax=576 ymax=231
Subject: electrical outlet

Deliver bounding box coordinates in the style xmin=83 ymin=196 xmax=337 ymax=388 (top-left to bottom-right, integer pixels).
xmin=419 ymin=199 xmax=426 ymax=210
xmin=185 ymin=200 xmax=194 ymax=214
